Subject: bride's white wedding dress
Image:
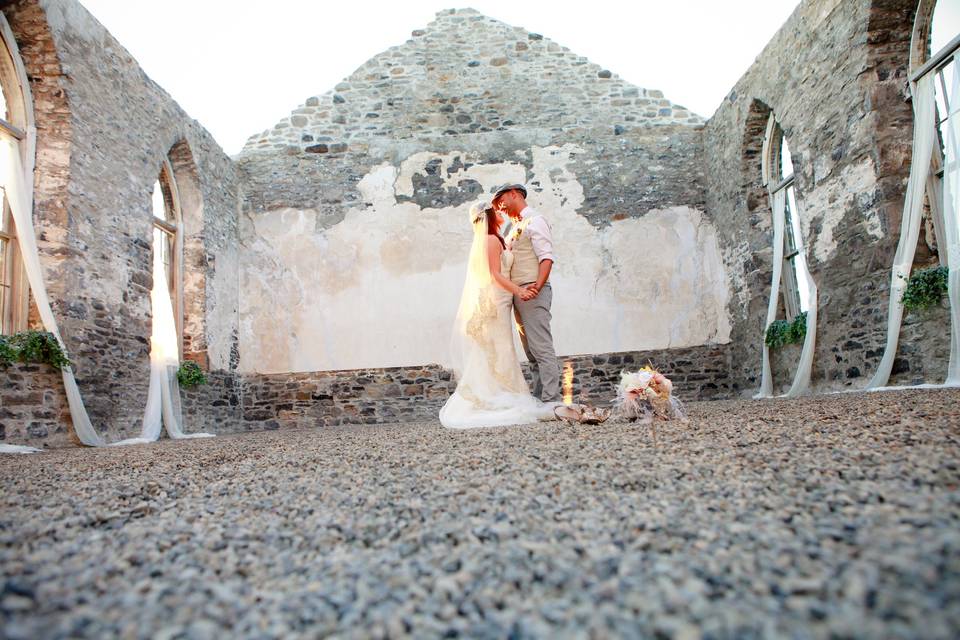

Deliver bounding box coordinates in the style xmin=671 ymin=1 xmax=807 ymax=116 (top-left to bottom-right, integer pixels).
xmin=441 ymin=215 xmax=554 ymax=429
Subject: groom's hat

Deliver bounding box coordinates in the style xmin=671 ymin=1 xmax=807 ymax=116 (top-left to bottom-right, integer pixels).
xmin=493 ymin=183 xmax=527 ymax=200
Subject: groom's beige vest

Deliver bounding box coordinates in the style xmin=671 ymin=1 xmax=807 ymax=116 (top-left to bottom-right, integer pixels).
xmin=509 ymin=217 xmax=542 ymax=286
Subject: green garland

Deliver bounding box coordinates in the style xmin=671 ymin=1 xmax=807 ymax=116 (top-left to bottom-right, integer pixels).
xmin=902 ymin=266 xmax=948 ymax=312
xmin=176 ymin=360 xmax=208 ymax=388
xmin=765 ymin=312 xmax=808 ymax=349
xmin=0 ymin=336 xmax=16 ymax=365
xmin=0 ymin=330 xmax=72 ymax=369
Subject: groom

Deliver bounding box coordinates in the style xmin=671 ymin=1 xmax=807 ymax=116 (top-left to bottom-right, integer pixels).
xmin=492 ymin=184 xmax=561 ymax=405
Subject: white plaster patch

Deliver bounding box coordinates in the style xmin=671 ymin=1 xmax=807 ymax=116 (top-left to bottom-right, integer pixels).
xmin=595 ymin=208 xmax=732 ymax=348
xmin=807 ymin=0 xmax=845 ymax=28
xmin=239 ymin=146 xmax=733 ymax=373
xmin=863 ymin=205 xmax=884 ymax=241
xmin=207 ymin=242 xmax=239 ymax=370
xmin=798 ymin=157 xmax=880 ymax=263
xmin=720 ymin=239 xmax=755 ymax=315
xmin=359 ymin=163 xmax=399 ymax=208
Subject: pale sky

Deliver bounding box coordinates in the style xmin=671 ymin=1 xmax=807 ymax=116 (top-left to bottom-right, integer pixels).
xmin=74 ymin=1 xmax=955 ymax=156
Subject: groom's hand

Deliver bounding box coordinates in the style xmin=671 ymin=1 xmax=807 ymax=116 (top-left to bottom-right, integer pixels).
xmin=520 ymin=285 xmax=538 ymax=301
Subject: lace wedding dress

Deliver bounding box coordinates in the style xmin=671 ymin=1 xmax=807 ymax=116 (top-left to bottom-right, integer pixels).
xmin=440 ymin=207 xmax=554 ymax=429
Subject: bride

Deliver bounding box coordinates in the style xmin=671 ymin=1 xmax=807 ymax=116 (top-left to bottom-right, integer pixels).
xmin=440 ymin=202 xmax=556 ymax=428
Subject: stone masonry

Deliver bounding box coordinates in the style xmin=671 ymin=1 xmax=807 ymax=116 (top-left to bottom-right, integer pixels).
xmin=704 ymin=0 xmax=949 ymax=394
xmin=1 ymin=0 xmax=242 ymax=446
xmin=0 ymin=0 xmax=955 ymax=447
xmin=237 ymin=345 xmax=734 ymax=433
xmin=2 ymin=341 xmax=733 ymax=448
xmin=235 ymin=9 xmax=717 ymax=376
xmin=0 ymin=362 xmax=72 ymax=447
xmin=239 ymin=9 xmax=706 ymax=232
xmin=244 ymin=9 xmax=701 ymax=154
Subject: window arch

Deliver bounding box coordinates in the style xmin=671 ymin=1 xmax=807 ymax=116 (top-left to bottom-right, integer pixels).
xmin=911 ymin=0 xmax=960 ymax=264
xmin=151 ymin=159 xmax=183 ymax=356
xmin=756 ymin=110 xmax=818 ymax=398
xmin=762 ymin=114 xmax=811 ymax=320
xmin=0 ymin=13 xmax=30 ymax=335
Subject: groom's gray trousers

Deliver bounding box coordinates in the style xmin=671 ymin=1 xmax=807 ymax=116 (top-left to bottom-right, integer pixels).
xmin=513 ymin=283 xmax=561 ymax=402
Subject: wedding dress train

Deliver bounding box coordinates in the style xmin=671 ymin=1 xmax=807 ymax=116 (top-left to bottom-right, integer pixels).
xmin=440 ymin=242 xmax=553 ymax=429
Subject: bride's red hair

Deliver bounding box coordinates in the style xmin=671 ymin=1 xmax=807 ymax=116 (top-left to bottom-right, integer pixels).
xmin=486 ymin=208 xmax=506 ymax=249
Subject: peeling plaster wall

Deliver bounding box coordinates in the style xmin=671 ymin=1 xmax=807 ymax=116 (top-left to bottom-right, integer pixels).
xmin=704 ymin=0 xmax=945 ymax=394
xmin=237 ymin=7 xmax=723 ymax=376
xmin=240 ymin=143 xmax=730 ymax=374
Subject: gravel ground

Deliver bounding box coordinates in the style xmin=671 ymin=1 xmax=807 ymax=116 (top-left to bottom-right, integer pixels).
xmin=1 ymin=388 xmax=959 ymax=639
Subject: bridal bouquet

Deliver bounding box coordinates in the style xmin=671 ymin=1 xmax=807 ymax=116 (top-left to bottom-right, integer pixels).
xmin=617 ymin=366 xmax=687 ymax=423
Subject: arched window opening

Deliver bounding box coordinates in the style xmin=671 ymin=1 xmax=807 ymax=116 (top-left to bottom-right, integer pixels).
xmin=164 ymin=139 xmax=206 ymax=369
xmin=763 ymin=116 xmax=811 ymax=319
xmin=0 ymin=195 xmax=26 ymax=334
xmin=912 ymin=0 xmax=960 ymax=265
xmin=756 ymin=111 xmax=819 ymax=398
xmin=151 ymin=160 xmax=183 ymax=355
xmin=0 ymin=16 xmax=29 ymax=335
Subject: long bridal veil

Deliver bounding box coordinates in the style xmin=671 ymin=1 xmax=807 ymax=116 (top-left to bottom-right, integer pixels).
xmin=447 ymin=204 xmax=494 ymax=378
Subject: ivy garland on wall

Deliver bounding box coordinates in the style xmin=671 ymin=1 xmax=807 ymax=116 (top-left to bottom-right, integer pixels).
xmin=0 ymin=331 xmax=71 ymax=369
xmin=765 ymin=312 xmax=808 ymax=349
xmin=176 ymin=361 xmax=208 ymax=388
xmin=0 ymin=331 xmax=211 ymax=390
xmin=902 ymin=266 xmax=948 ymax=312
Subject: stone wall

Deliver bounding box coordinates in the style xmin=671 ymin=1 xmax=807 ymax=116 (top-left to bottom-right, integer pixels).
xmin=237 ymin=344 xmax=735 ymax=432
xmin=0 ymin=0 xmax=242 ymax=445
xmin=702 ymin=0 xmax=948 ymax=395
xmin=2 ymin=0 xmax=952 ymax=449
xmin=555 ymin=344 xmax=736 ymax=405
xmin=0 ymin=362 xmax=244 ymax=449
xmin=3 ymin=341 xmax=735 ymax=447
xmin=179 ymin=371 xmax=244 ymax=436
xmin=239 ymin=364 xmax=455 ymax=430
xmin=237 ymin=9 xmax=729 ymax=375
xmin=0 ymin=362 xmax=72 ymax=449
xmin=244 ymin=9 xmax=701 ymax=154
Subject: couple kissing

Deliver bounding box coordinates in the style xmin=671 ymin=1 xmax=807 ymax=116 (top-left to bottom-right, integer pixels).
xmin=440 ymin=184 xmax=562 ymax=429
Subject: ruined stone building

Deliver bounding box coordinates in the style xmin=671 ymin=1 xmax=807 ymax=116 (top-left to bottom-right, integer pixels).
xmin=0 ymin=0 xmax=956 ymax=447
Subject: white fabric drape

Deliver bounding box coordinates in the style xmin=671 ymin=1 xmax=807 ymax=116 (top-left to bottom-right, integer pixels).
xmin=756 ymin=186 xmax=818 ymax=398
xmin=0 ymin=443 xmax=42 ymax=453
xmin=757 ymin=189 xmax=787 ymax=398
xmin=447 ymin=206 xmax=494 ymax=381
xmin=927 ymin=151 xmax=947 ymax=268
xmin=943 ymin=54 xmax=960 ymax=385
xmin=112 ymin=229 xmax=212 ymax=445
xmin=786 ymin=252 xmax=818 ymax=398
xmin=2 ymin=134 xmax=105 ymax=446
xmin=867 ymin=74 xmax=938 ymax=389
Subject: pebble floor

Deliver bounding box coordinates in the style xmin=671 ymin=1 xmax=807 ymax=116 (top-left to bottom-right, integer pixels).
xmin=1 ymin=388 xmax=959 ymax=639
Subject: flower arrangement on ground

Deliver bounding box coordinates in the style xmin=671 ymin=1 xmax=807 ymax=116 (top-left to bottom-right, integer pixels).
xmin=617 ymin=366 xmax=687 ymax=423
